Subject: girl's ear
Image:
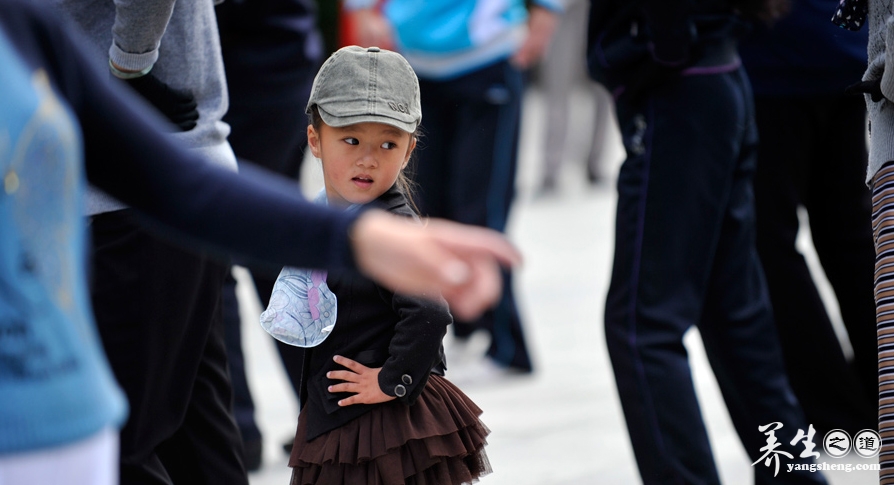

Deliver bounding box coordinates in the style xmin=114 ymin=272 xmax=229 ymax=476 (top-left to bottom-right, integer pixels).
xmin=402 ymin=136 xmax=417 ymax=169
xmin=307 ymin=125 xmax=322 ymax=158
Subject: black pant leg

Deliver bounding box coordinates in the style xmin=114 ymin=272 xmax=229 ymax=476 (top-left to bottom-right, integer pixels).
xmin=90 ymin=210 xmax=244 ymax=485
xmin=753 ymin=96 xmax=874 ymax=435
xmin=804 ymin=95 xmax=877 ymax=419
xmin=217 ymin=55 xmax=316 ymax=455
xmin=414 ymin=62 xmax=533 ymax=372
xmin=157 ymin=273 xmax=249 ymax=485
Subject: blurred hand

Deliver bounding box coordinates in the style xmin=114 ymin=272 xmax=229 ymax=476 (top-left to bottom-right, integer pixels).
xmin=511 ymin=6 xmax=559 ymax=70
xmin=350 ymin=211 xmax=522 ymax=321
xmin=347 ymin=8 xmax=395 ymax=50
xmin=327 ymin=355 xmax=393 ymax=406
xmin=114 ymin=68 xmax=199 ymax=131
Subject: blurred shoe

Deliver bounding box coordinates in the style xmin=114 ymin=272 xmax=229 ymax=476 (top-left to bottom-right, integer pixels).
xmin=242 ymin=437 xmax=263 ymax=472
xmin=282 ymin=438 xmax=294 ymax=455
xmin=586 ymin=163 xmax=604 ymax=185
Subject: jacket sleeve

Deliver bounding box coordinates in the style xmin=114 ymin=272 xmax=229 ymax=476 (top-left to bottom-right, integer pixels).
xmin=25 ymin=3 xmax=362 ymax=273
xmin=377 ymin=285 xmax=452 ymax=404
xmin=109 ymin=0 xmax=176 ymax=71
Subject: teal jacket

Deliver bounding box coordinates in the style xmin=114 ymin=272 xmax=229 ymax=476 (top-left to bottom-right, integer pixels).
xmin=345 ymin=0 xmax=563 ymax=79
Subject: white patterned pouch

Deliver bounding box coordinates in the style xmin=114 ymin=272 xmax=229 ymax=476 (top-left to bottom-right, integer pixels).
xmin=259 ymin=189 xmax=353 ymax=347
xmin=259 ymin=267 xmax=337 ymax=347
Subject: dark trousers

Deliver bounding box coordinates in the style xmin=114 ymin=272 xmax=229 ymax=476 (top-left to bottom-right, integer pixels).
xmin=89 ymin=209 xmax=246 ymax=485
xmin=752 ymin=95 xmax=877 ymax=435
xmin=219 ymin=56 xmax=317 ymax=442
xmin=222 ymin=268 xmax=304 ymax=423
xmin=605 ymin=68 xmax=824 ymax=485
xmin=414 ymin=60 xmax=532 ymax=371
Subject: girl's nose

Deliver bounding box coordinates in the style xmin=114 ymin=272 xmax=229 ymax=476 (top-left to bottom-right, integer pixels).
xmin=356 ymin=148 xmax=377 ymax=167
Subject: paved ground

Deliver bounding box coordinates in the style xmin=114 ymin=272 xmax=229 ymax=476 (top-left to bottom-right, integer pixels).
xmin=235 ymin=88 xmax=878 ymax=484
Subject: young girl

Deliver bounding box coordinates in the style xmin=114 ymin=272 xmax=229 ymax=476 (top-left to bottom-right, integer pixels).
xmin=260 ymin=45 xmax=492 ymax=485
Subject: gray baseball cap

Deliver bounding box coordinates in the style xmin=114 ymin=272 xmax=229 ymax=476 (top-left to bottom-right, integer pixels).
xmin=306 ymin=45 xmax=422 ymax=133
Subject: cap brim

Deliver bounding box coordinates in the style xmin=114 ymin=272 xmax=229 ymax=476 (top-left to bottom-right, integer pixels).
xmin=317 ymin=106 xmax=419 ymax=133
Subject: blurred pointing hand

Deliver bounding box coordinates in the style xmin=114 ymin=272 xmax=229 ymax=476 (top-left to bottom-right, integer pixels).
xmin=350 ymin=211 xmax=522 ymax=320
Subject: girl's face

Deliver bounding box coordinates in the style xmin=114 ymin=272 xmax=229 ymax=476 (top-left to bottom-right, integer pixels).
xmin=308 ymin=121 xmax=416 ymax=207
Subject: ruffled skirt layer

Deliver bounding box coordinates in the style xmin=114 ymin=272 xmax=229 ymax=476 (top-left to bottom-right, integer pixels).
xmin=289 ymin=375 xmax=491 ymax=485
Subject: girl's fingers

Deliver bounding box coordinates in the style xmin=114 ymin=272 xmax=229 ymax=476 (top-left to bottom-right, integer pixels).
xmin=326 ymin=370 xmax=359 ymax=382
xmin=328 ymin=382 xmax=357 ymax=393
xmin=332 ymin=355 xmax=366 ymax=372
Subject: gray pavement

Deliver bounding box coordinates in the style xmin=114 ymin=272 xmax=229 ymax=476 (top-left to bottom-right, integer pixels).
xmin=235 ymin=88 xmax=877 ymax=484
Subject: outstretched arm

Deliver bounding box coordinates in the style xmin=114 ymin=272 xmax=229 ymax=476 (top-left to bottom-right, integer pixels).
xmin=351 ymin=212 xmax=521 ymax=321
xmin=20 ymin=0 xmax=520 ymax=319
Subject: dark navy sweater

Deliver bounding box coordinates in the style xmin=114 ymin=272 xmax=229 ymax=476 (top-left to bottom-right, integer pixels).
xmin=739 ymin=0 xmax=868 ymax=96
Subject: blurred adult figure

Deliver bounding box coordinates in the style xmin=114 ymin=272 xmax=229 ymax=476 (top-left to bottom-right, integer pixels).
xmin=739 ymin=0 xmax=876 ymax=438
xmin=345 ymin=0 xmax=562 ymax=376
xmin=50 ymin=0 xmax=250 ymax=482
xmin=588 ymin=0 xmax=827 ymax=483
xmin=215 ymin=0 xmax=325 ymax=469
xmin=0 ymin=4 xmax=521 ymax=484
xmin=538 ymin=0 xmax=613 ymax=194
xmin=840 ymin=0 xmax=894 ymax=478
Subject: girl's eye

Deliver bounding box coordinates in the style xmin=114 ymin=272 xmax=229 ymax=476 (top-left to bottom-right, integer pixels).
xmin=381 ymin=142 xmax=397 ymax=149
xmin=343 ymin=137 xmax=359 ymax=146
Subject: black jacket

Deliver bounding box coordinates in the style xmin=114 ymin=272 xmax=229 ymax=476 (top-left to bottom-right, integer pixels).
xmin=295 ymin=186 xmax=452 ymax=441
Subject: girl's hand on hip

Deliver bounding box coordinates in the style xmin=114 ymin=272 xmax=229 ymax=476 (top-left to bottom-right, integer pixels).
xmin=327 ymin=355 xmax=395 ymax=406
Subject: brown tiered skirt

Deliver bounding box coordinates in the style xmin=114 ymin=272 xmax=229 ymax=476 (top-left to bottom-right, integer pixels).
xmin=289 ymin=375 xmax=491 ymax=485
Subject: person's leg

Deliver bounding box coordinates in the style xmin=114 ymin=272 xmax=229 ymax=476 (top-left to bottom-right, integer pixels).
xmin=416 ymin=64 xmax=523 ymax=231
xmin=416 ymin=61 xmax=532 ymax=372
xmin=220 ymin=271 xmax=263 ymax=470
xmin=698 ymin=206 xmax=828 ymax=485
xmin=753 ymin=96 xmax=873 ymax=436
xmin=90 ymin=209 xmax=224 ymax=485
xmin=414 ymin=74 xmax=479 ymax=342
xmin=156 ymin=264 xmax=248 ymax=485
xmin=804 ymin=95 xmax=877 ymax=419
xmin=605 ymin=77 xmax=731 ymax=485
xmin=219 ymin=62 xmax=316 ymax=466
xmin=605 ymin=67 xmax=825 ymax=484
xmin=537 ymin=0 xmax=579 ymax=191
xmin=695 ymin=72 xmax=824 ymax=485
